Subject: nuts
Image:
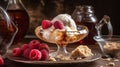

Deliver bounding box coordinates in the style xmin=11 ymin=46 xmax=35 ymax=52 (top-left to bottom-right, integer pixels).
xmin=48 ymin=57 xmax=56 ymax=61
xmin=70 ymin=45 xmax=93 ymax=59
xmin=104 ymin=42 xmax=120 ymax=51
xmin=106 ymin=62 xmax=115 ymax=66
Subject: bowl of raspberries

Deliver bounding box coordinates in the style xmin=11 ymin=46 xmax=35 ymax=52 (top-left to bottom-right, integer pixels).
xmin=12 ymin=40 xmax=49 ymax=61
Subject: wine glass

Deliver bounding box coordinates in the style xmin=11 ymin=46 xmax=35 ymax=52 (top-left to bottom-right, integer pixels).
xmin=35 ymin=25 xmax=88 ymax=59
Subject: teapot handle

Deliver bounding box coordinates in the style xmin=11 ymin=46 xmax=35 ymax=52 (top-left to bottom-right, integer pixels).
xmin=95 ymin=15 xmax=113 ymax=38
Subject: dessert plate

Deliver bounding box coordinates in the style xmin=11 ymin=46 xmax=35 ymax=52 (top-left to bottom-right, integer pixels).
xmin=7 ymin=50 xmax=101 ymax=65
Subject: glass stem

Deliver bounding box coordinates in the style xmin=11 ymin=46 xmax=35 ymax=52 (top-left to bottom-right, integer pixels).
xmin=57 ymin=45 xmax=68 ymax=55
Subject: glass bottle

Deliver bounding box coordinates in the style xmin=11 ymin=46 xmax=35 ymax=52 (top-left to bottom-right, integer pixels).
xmin=0 ymin=6 xmax=18 ymax=58
xmin=6 ymin=0 xmax=29 ymax=44
xmin=72 ymin=5 xmax=98 ymax=45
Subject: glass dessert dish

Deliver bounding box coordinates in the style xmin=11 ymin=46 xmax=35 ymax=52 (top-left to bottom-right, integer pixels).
xmin=35 ymin=25 xmax=88 ymax=59
xmin=94 ymin=35 xmax=120 ymax=58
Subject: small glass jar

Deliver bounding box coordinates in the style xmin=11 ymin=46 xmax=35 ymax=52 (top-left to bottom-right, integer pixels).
xmin=72 ymin=5 xmax=98 ymax=45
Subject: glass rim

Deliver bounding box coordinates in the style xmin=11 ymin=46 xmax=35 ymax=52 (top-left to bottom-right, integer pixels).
xmin=101 ymin=35 xmax=120 ymax=41
xmin=101 ymin=35 xmax=120 ymax=38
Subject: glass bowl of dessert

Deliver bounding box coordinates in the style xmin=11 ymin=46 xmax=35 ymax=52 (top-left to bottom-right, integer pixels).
xmin=94 ymin=35 xmax=120 ymax=58
xmin=35 ymin=14 xmax=89 ymax=59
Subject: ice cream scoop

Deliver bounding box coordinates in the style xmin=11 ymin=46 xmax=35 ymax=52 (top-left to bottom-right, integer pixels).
xmin=51 ymin=14 xmax=77 ymax=31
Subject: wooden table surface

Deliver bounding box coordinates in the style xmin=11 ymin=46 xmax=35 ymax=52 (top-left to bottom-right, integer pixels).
xmin=2 ymin=36 xmax=120 ymax=67
xmin=2 ymin=58 xmax=120 ymax=67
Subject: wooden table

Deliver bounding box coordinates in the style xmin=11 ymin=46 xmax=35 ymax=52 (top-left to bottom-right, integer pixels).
xmin=2 ymin=36 xmax=120 ymax=67
xmin=3 ymin=58 xmax=120 ymax=67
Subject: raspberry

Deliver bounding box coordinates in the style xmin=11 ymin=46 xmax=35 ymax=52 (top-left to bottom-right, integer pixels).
xmin=29 ymin=40 xmax=40 ymax=49
xmin=29 ymin=49 xmax=42 ymax=60
xmin=40 ymin=49 xmax=49 ymax=61
xmin=42 ymin=20 xmax=52 ymax=29
xmin=39 ymin=43 xmax=49 ymax=52
xmin=12 ymin=48 xmax=22 ymax=57
xmin=0 ymin=55 xmax=4 ymax=65
xmin=54 ymin=21 xmax=64 ymax=29
xmin=21 ymin=44 xmax=29 ymax=52
xmin=23 ymin=48 xmax=31 ymax=59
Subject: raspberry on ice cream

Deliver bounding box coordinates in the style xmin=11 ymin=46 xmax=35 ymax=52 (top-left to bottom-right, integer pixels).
xmin=12 ymin=48 xmax=22 ymax=57
xmin=29 ymin=40 xmax=40 ymax=49
xmin=0 ymin=55 xmax=4 ymax=65
xmin=54 ymin=21 xmax=64 ymax=29
xmin=29 ymin=49 xmax=42 ymax=60
xmin=51 ymin=14 xmax=77 ymax=31
xmin=42 ymin=20 xmax=52 ymax=29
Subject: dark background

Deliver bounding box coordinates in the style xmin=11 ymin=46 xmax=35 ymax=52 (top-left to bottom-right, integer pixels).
xmin=0 ymin=0 xmax=119 ymax=35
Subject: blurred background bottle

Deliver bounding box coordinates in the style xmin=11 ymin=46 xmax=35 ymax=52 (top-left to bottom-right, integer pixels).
xmin=72 ymin=5 xmax=98 ymax=45
xmin=6 ymin=0 xmax=30 ymax=44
